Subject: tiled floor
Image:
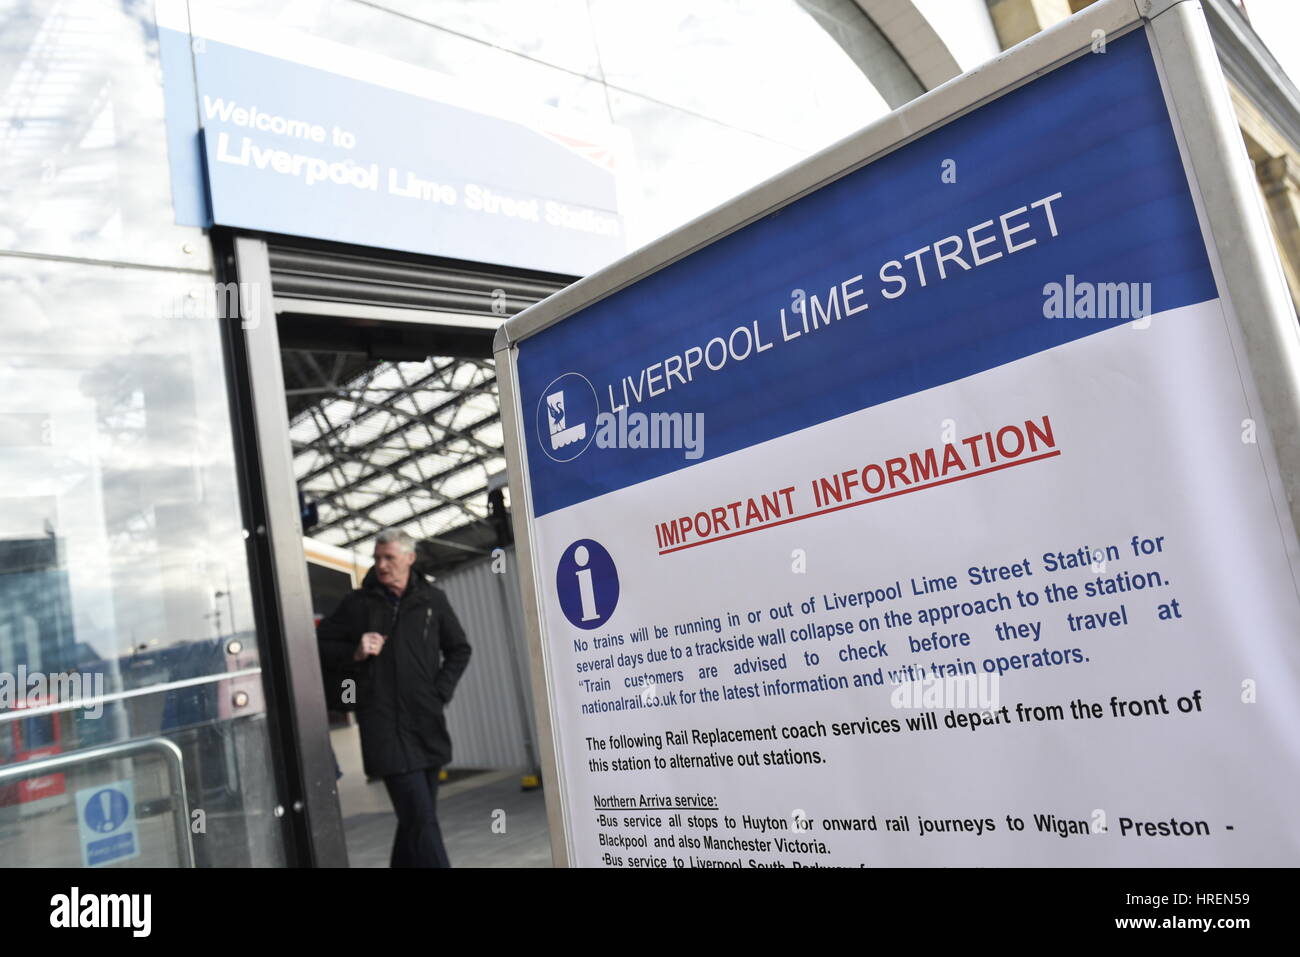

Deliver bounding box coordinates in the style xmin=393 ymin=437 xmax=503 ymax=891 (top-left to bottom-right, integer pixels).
xmin=331 ymin=723 xmax=552 ymax=868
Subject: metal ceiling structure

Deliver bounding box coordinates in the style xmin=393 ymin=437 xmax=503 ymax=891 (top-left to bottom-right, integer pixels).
xmin=284 ymin=351 xmax=509 ymax=565
xmin=274 ymin=244 xmax=571 ymax=570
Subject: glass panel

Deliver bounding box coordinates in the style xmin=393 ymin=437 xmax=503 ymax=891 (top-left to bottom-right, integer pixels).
xmin=0 ymin=746 xmax=183 ymax=867
xmin=0 ymin=0 xmax=211 ymax=270
xmin=199 ymin=0 xmax=612 ymax=121
xmin=0 ymin=254 xmax=284 ymax=866
xmin=365 ymin=0 xmax=604 ymax=78
xmin=587 ymin=0 xmax=907 ymax=144
xmin=606 ymin=87 xmax=804 ymax=247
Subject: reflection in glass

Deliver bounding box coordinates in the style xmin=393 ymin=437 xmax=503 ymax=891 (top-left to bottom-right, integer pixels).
xmin=189 ymin=0 xmax=924 ymax=250
xmin=366 ymin=0 xmax=603 ymax=77
xmin=0 ymin=0 xmax=209 ymax=269
xmin=0 ymin=255 xmax=283 ymax=865
xmin=199 ymin=0 xmax=610 ymax=123
xmin=607 ymin=87 xmax=804 ymax=246
xmin=0 ymin=724 xmax=283 ymax=866
xmin=587 ymin=0 xmax=913 ymax=145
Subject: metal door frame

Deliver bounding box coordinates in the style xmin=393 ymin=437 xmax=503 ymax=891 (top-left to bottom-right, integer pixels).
xmin=219 ymin=232 xmax=349 ymax=867
xmin=222 ymin=232 xmax=568 ymax=866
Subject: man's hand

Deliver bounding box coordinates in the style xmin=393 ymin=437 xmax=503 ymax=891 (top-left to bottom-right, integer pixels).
xmin=354 ymin=632 xmax=386 ymax=661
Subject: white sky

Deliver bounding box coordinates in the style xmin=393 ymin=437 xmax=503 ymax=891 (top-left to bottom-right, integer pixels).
xmin=1239 ymin=0 xmax=1300 ymax=90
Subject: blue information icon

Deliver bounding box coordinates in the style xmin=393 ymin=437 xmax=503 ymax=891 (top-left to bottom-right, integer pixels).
xmin=84 ymin=787 xmax=130 ymax=833
xmin=556 ymin=539 xmax=619 ymax=629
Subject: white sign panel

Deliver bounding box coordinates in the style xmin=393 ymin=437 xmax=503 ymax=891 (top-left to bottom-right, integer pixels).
xmin=503 ymin=9 xmax=1300 ymax=867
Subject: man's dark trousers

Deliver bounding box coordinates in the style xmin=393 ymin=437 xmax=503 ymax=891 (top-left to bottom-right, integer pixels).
xmin=383 ymin=767 xmax=451 ymax=867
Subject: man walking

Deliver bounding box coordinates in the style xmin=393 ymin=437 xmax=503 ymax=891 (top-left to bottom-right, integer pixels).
xmin=317 ymin=528 xmax=472 ymax=867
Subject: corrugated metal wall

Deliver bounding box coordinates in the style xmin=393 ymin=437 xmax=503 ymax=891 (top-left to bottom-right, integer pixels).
xmin=434 ymin=547 xmax=539 ymax=770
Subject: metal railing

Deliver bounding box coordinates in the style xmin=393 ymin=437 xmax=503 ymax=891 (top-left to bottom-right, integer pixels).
xmin=0 ymin=737 xmax=195 ymax=867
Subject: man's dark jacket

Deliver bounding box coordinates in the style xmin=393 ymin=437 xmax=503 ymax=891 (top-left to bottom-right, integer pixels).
xmin=317 ymin=568 xmax=472 ymax=777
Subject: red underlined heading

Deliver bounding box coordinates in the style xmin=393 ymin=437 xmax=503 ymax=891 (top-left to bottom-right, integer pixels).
xmin=655 ymin=415 xmax=1060 ymax=555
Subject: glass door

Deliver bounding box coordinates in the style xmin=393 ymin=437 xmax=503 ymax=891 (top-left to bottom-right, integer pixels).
xmin=0 ymin=256 xmax=291 ymax=867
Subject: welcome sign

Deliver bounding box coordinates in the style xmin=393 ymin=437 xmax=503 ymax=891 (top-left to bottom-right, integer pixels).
xmin=156 ymin=0 xmax=631 ymax=276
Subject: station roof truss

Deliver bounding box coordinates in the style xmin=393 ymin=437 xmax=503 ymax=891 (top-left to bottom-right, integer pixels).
xmin=284 ymin=351 xmax=509 ymax=560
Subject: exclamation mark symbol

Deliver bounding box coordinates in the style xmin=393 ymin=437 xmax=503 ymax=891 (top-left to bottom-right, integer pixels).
xmin=575 ymin=545 xmax=598 ymax=622
xmin=99 ymin=791 xmax=114 ymax=831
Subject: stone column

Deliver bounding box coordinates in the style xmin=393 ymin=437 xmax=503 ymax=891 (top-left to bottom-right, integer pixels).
xmin=1255 ymin=155 xmax=1300 ymax=309
xmin=986 ymin=0 xmax=1075 ymax=49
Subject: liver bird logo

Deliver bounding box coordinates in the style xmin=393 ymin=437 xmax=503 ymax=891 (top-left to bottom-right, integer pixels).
xmin=545 ymin=389 xmax=587 ymax=450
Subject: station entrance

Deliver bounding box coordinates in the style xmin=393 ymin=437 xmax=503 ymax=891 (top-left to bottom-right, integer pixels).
xmin=226 ymin=235 xmax=567 ymax=865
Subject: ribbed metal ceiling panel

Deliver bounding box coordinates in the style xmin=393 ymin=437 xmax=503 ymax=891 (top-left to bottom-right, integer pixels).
xmin=268 ymin=243 xmax=568 ymax=316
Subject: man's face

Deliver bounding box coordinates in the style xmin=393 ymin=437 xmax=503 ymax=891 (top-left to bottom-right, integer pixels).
xmin=373 ymin=541 xmax=415 ymax=592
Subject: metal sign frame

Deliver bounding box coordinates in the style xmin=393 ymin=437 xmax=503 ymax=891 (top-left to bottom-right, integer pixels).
xmin=493 ymin=0 xmax=1300 ymax=866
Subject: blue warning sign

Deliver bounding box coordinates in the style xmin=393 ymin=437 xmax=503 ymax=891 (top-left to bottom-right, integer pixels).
xmin=76 ymin=780 xmax=140 ymax=867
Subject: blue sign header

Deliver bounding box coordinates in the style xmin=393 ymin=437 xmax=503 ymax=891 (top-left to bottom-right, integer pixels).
xmin=516 ymin=29 xmax=1217 ymax=518
xmin=157 ymin=13 xmax=627 ymax=275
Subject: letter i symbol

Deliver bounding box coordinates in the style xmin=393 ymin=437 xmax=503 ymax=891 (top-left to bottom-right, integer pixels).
xmin=574 ymin=545 xmax=599 ymax=621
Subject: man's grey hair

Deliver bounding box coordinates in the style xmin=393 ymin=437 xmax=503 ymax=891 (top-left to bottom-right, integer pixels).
xmin=375 ymin=528 xmax=417 ymax=554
